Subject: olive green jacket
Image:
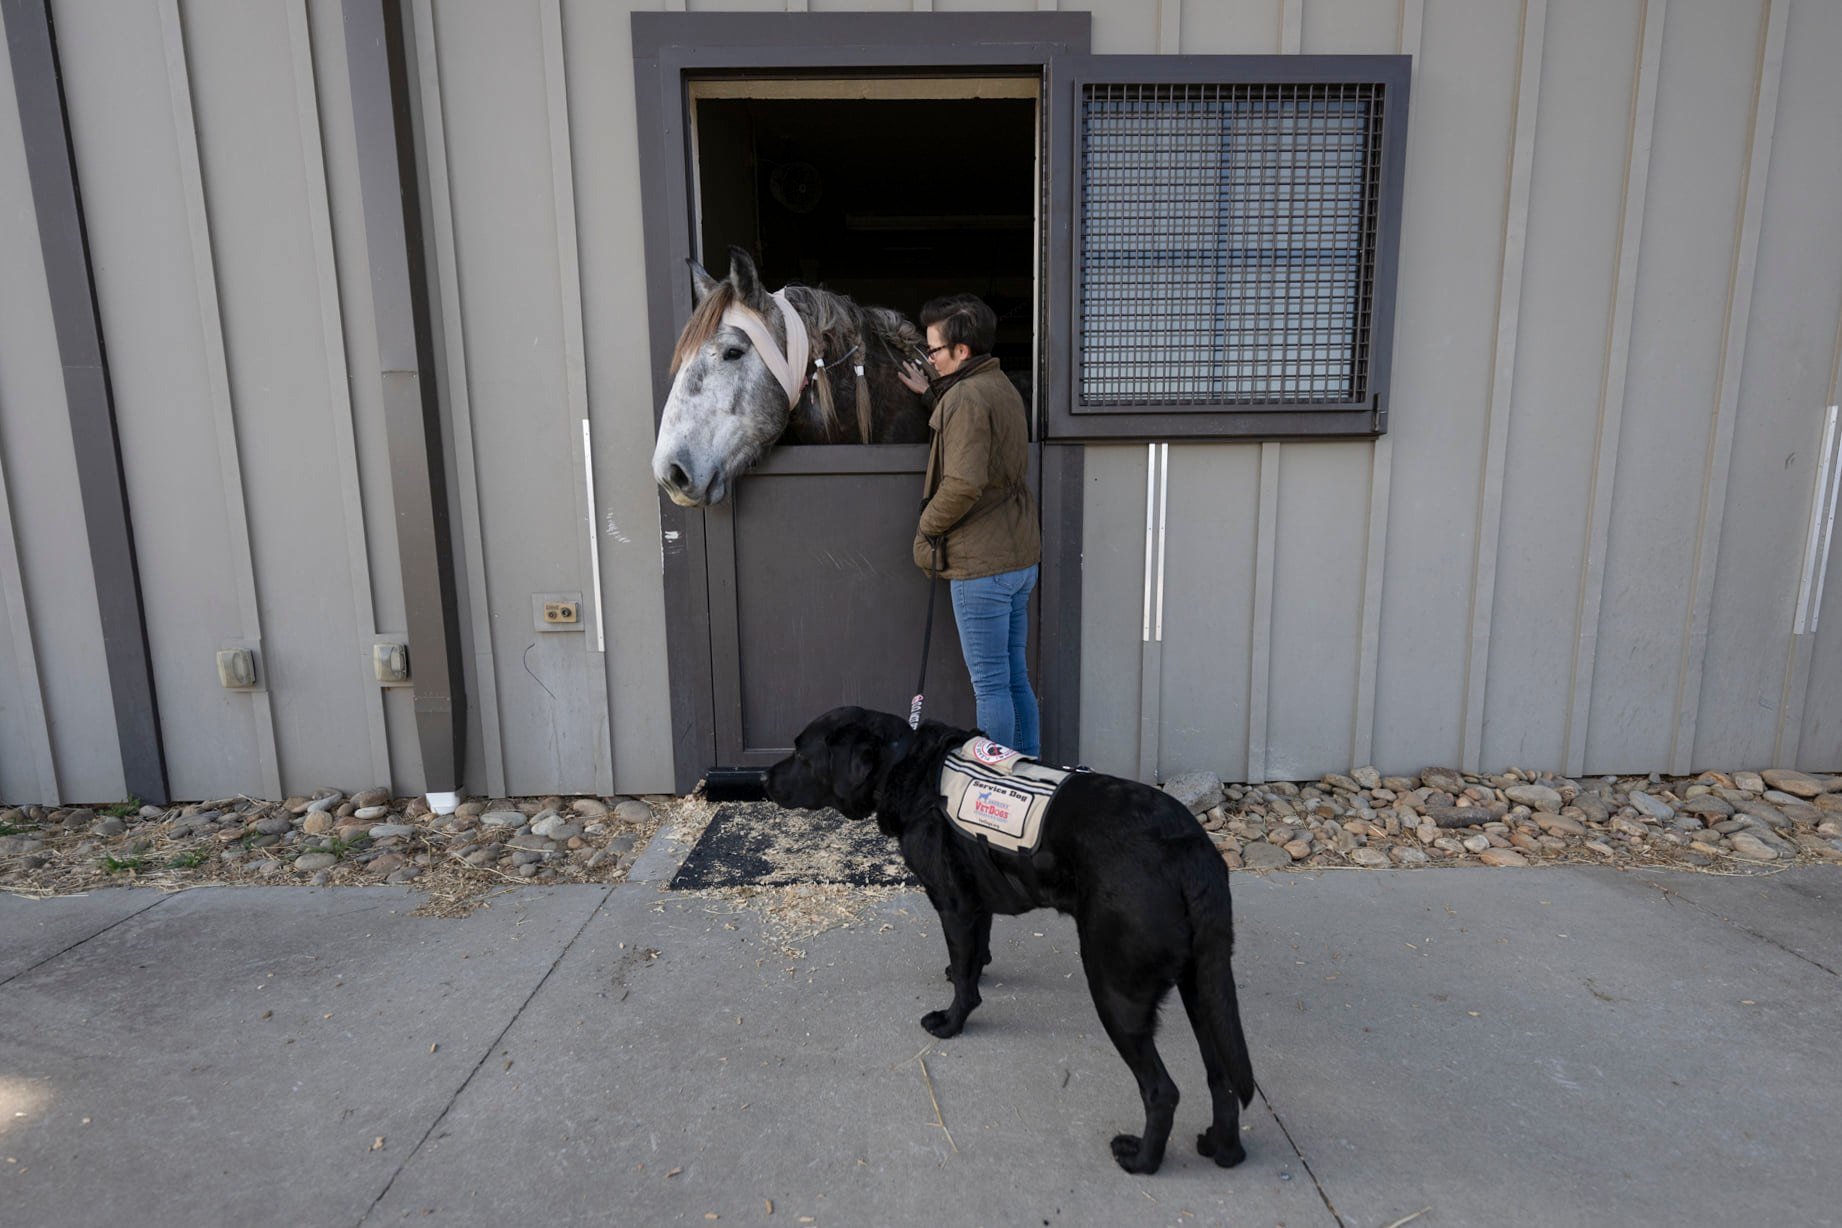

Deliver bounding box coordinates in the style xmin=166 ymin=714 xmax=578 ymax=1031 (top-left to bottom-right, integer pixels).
xmin=912 ymin=356 xmax=1041 ymax=580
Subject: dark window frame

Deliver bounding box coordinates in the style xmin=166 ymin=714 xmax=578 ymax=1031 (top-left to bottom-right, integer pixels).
xmin=1044 ymin=54 xmax=1412 ymax=442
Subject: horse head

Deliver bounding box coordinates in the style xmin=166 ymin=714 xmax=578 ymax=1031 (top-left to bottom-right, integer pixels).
xmin=652 ymin=247 xmax=802 ymax=507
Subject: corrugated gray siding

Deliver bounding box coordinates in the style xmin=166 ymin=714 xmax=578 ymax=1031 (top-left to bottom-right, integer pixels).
xmin=1079 ymin=0 xmax=1842 ymax=782
xmin=1 ymin=0 xmax=1838 ymax=802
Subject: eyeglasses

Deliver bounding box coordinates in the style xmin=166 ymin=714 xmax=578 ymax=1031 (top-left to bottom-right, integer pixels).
xmin=921 ymin=343 xmax=950 ymax=359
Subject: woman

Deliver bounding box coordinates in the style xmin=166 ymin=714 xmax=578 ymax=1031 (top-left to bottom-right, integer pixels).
xmin=900 ymin=294 xmax=1042 ymax=757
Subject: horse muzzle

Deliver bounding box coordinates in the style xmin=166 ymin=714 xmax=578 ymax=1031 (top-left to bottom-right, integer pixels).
xmin=653 ymin=448 xmax=728 ymax=507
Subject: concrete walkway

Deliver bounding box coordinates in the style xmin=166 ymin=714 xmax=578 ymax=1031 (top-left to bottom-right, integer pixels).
xmin=1 ymin=831 xmax=1836 ymax=1227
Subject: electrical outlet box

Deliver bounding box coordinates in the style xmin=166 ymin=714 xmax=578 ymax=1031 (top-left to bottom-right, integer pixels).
xmin=374 ymin=641 xmax=410 ymax=684
xmin=217 ymin=648 xmax=257 ymax=689
xmin=533 ymin=592 xmax=584 ymax=633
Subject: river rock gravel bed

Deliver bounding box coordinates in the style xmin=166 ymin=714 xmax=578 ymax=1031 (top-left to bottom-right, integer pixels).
xmin=1163 ymin=765 xmax=1842 ymax=874
xmin=0 ymin=788 xmax=669 ymax=914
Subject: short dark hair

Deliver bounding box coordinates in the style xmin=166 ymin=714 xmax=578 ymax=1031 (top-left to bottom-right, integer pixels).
xmin=919 ymin=294 xmax=996 ymax=357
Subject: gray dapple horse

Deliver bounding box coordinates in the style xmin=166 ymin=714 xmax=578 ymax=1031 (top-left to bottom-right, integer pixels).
xmin=652 ymin=247 xmax=931 ymax=507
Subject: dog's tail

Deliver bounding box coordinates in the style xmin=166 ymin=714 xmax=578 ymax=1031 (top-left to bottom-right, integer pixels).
xmin=1185 ymin=869 xmax=1256 ymax=1109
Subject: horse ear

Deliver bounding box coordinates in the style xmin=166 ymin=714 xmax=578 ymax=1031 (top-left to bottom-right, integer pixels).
xmin=688 ymin=257 xmax=720 ymax=306
xmin=726 ymin=245 xmax=769 ymax=311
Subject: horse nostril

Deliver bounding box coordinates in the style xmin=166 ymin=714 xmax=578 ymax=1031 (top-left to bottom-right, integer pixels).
xmin=666 ymin=463 xmax=690 ymax=492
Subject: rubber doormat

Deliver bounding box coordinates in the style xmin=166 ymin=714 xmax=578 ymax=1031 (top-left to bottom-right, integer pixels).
xmin=667 ymin=801 xmax=918 ymax=889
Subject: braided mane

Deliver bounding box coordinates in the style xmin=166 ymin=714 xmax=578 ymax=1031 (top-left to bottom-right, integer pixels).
xmin=780 ymin=285 xmax=924 ymax=442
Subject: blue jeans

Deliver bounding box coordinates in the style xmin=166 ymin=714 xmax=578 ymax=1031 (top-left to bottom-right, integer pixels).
xmin=949 ymin=565 xmax=1041 ymax=757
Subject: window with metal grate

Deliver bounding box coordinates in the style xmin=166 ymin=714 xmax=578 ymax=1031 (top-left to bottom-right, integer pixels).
xmin=1046 ymin=56 xmax=1411 ymax=441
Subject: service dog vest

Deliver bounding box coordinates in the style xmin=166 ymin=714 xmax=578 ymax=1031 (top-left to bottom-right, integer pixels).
xmin=937 ymin=737 xmax=1073 ymax=855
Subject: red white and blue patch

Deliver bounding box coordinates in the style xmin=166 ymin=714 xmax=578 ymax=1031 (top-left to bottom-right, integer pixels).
xmin=970 ymin=737 xmax=1024 ymax=768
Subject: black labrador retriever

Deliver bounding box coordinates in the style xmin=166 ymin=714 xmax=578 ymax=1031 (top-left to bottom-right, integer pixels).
xmin=765 ymin=705 xmax=1255 ymax=1175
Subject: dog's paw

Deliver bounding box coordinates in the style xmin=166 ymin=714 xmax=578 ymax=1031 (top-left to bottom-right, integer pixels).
xmin=920 ymin=1009 xmax=963 ymax=1038
xmin=1196 ymin=1127 xmax=1247 ymax=1169
xmin=1110 ymin=1134 xmax=1163 ymax=1174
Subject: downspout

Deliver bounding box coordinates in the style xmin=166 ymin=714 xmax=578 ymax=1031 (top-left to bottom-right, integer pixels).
xmin=342 ymin=0 xmax=467 ymax=811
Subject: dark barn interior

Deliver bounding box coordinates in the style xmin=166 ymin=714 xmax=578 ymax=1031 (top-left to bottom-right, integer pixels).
xmin=694 ymin=93 xmax=1039 ymax=411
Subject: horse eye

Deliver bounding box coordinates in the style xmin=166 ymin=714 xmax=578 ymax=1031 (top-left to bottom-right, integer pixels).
xmin=722 ymin=346 xmax=745 ymax=361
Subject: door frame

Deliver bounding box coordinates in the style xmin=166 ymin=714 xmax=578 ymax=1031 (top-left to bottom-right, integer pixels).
xmin=633 ymin=11 xmax=1092 ymax=792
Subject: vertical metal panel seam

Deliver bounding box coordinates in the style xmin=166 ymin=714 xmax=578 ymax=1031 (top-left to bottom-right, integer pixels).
xmin=1459 ymin=0 xmax=1546 ymax=774
xmin=1668 ymin=0 xmax=1785 ymax=775
xmin=342 ymin=0 xmax=468 ymax=796
xmin=0 ymin=447 xmax=59 ymax=802
xmin=0 ymin=0 xmax=61 ymax=804
xmin=540 ymin=0 xmax=615 ymax=794
xmin=159 ymin=0 xmax=283 ymax=798
xmin=1136 ymin=447 xmax=1156 ymax=780
xmin=410 ymin=0 xmax=504 ymax=798
xmin=1159 ymin=0 xmax=1181 ymax=55
xmin=1247 ymin=443 xmax=1280 ymax=783
xmin=1354 ymin=0 xmax=1423 ymax=770
xmin=1398 ymin=0 xmax=1423 ymax=59
xmin=1137 ymin=447 xmax=1164 ymax=782
xmin=1247 ymin=6 xmax=1293 ymax=782
xmin=289 ymin=0 xmax=390 ymax=789
xmin=6 ymin=0 xmax=168 ymax=804
xmin=1776 ymin=274 xmax=1842 ymax=767
xmin=1565 ymin=0 xmax=1665 ymax=778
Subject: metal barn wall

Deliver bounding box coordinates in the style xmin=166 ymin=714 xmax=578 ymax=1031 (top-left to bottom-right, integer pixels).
xmin=3 ymin=0 xmax=1840 ymax=805
xmin=0 ymin=0 xmax=678 ymax=802
xmin=1077 ymin=0 xmax=1842 ymax=782
xmin=0 ymin=28 xmax=118 ymax=805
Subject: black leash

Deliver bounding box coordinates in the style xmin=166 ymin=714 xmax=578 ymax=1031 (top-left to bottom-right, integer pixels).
xmin=910 ymin=539 xmax=943 ymax=729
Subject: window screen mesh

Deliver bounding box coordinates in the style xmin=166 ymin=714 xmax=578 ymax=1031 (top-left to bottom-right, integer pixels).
xmin=1079 ymin=83 xmax=1385 ymax=407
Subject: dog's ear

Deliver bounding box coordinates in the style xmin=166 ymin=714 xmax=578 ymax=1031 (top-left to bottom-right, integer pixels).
xmin=829 ymin=730 xmax=880 ymax=811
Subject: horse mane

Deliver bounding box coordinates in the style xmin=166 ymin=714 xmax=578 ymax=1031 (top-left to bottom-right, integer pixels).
xmin=669 ymin=281 xmax=738 ymax=376
xmin=782 ymin=285 xmax=922 ymax=443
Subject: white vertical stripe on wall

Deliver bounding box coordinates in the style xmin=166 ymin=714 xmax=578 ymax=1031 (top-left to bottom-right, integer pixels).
xmin=1778 ymin=401 xmax=1841 ymax=768
xmin=1565 ymin=0 xmax=1666 ymax=780
xmin=159 ymin=0 xmax=283 ymax=798
xmin=1668 ymin=0 xmax=1786 ymax=775
xmin=1459 ymin=0 xmax=1547 ymax=774
xmin=1280 ymin=0 xmax=1301 ymax=55
xmin=540 ymin=0 xmax=615 ymax=794
xmin=288 ymin=0 xmax=391 ymax=790
xmin=0 ymin=459 xmax=59 ymax=803
xmin=411 ymin=0 xmax=507 ymax=799
xmin=1159 ymin=0 xmax=1180 ymax=53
